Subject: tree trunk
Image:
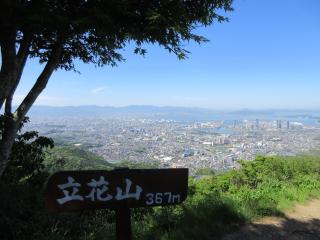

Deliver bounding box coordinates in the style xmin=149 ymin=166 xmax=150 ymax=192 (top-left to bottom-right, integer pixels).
xmin=0 ymin=33 xmax=62 ymax=177
xmin=0 ymin=137 xmax=15 ymax=176
xmin=0 ymin=118 xmax=18 ymax=176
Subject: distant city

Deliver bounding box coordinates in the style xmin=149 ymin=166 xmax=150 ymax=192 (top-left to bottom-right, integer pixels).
xmin=25 ymin=106 xmax=320 ymax=174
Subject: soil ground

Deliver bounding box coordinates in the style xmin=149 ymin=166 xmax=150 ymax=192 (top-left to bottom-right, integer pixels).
xmin=223 ymin=199 xmax=320 ymax=240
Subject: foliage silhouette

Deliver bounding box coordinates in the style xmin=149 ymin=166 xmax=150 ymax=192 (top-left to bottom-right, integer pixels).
xmin=1 ymin=115 xmax=54 ymax=186
xmin=0 ymin=0 xmax=233 ymax=175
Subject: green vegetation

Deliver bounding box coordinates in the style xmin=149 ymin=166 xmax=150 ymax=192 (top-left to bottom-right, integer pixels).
xmin=115 ymin=160 xmax=160 ymax=169
xmin=1 ymin=117 xmax=54 ymax=186
xmin=195 ymin=167 xmax=216 ymax=176
xmin=136 ymin=155 xmax=320 ymax=239
xmin=44 ymin=145 xmax=113 ymax=172
xmin=44 ymin=145 xmax=159 ymax=172
xmin=1 ymin=148 xmax=320 ymax=239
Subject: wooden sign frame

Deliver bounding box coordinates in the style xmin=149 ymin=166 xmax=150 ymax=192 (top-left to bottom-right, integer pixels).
xmin=45 ymin=168 xmax=188 ymax=240
xmin=46 ymin=168 xmax=188 ymax=212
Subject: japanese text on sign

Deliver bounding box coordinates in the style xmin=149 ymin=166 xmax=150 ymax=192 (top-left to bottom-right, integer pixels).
xmin=56 ymin=176 xmax=180 ymax=206
xmin=45 ymin=169 xmax=188 ymax=212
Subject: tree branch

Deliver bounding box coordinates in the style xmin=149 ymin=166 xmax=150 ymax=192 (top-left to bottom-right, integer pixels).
xmin=14 ymin=42 xmax=62 ymax=123
xmin=4 ymin=31 xmax=32 ymax=115
xmin=0 ymin=31 xmax=17 ymax=111
xmin=17 ymin=31 xmax=32 ymax=66
xmin=4 ymin=97 xmax=12 ymax=115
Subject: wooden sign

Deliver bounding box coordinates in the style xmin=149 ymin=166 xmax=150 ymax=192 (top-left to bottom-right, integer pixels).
xmin=45 ymin=168 xmax=188 ymax=212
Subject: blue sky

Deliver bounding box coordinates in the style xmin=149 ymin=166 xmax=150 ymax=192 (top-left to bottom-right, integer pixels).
xmin=15 ymin=0 xmax=320 ymax=110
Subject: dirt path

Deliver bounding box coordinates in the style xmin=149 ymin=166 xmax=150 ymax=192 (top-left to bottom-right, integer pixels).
xmin=223 ymin=199 xmax=320 ymax=240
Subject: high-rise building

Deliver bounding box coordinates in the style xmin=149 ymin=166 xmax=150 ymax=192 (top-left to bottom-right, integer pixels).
xmin=233 ymin=120 xmax=238 ymax=128
xmin=276 ymin=120 xmax=282 ymax=129
xmin=255 ymin=119 xmax=260 ymax=129
xmin=286 ymin=120 xmax=290 ymax=129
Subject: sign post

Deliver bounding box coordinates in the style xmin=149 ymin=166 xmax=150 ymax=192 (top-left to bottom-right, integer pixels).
xmin=116 ymin=207 xmax=132 ymax=240
xmin=45 ymin=168 xmax=188 ymax=240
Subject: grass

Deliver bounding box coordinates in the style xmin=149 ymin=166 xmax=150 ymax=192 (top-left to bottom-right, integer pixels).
xmin=134 ymin=155 xmax=320 ymax=239
xmin=1 ymin=154 xmax=320 ymax=239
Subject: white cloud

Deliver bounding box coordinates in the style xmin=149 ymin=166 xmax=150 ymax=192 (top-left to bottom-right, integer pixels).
xmin=90 ymin=87 xmax=107 ymax=95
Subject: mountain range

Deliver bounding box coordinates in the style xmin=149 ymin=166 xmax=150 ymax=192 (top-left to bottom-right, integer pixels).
xmin=26 ymin=105 xmax=320 ymax=123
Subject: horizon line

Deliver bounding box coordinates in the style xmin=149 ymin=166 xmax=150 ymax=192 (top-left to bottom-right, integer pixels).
xmin=23 ymin=104 xmax=320 ymax=112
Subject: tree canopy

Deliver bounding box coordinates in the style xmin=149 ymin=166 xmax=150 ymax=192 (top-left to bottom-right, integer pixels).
xmin=1 ymin=0 xmax=233 ymax=69
xmin=0 ymin=0 xmax=233 ymax=175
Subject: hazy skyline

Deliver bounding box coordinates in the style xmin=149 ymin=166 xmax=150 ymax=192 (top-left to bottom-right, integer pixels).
xmin=14 ymin=0 xmax=320 ymax=110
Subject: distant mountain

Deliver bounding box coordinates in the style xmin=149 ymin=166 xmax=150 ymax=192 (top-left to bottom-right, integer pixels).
xmin=28 ymin=105 xmax=224 ymax=121
xmin=27 ymin=105 xmax=320 ymax=123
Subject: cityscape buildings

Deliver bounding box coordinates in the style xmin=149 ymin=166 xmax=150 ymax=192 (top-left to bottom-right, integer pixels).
xmin=26 ymin=116 xmax=320 ymax=175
